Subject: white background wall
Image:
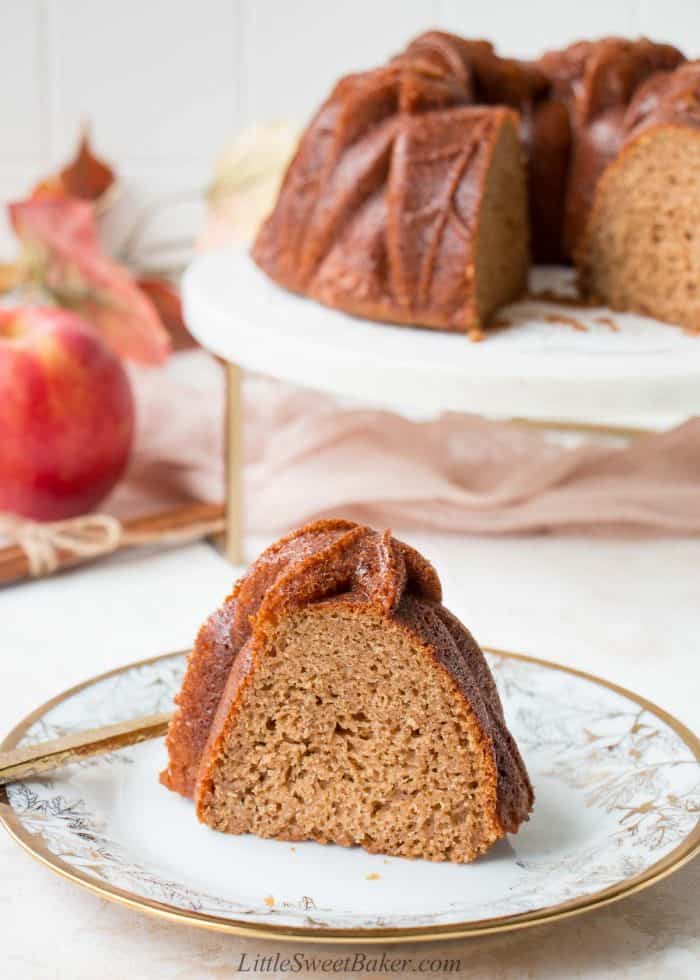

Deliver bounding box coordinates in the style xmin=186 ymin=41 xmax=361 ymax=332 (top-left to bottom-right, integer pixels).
xmin=1 ymin=0 xmax=699 ymax=256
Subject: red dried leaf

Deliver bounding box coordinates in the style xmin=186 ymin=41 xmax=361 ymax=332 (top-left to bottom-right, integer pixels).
xmin=137 ymin=278 xmax=197 ymax=351
xmin=9 ymin=198 xmax=171 ymax=365
xmin=32 ymin=132 xmax=115 ymax=203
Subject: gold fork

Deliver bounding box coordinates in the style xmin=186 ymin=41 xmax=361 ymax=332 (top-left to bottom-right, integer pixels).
xmin=0 ymin=713 xmax=171 ymax=786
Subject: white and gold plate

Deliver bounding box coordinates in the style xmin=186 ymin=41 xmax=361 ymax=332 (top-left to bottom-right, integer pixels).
xmin=1 ymin=649 xmax=698 ymax=943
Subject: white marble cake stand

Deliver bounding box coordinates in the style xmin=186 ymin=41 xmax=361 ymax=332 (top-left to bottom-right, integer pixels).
xmin=182 ymin=246 xmax=700 ymax=561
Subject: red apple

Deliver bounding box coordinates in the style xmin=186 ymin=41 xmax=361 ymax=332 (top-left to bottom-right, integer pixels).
xmin=0 ymin=307 xmax=134 ymax=521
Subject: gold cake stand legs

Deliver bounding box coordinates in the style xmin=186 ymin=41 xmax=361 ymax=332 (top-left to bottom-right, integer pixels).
xmin=221 ymin=360 xmax=244 ymax=566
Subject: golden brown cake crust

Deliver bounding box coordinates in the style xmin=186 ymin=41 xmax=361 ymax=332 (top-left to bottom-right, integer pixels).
xmin=161 ymin=519 xmax=534 ymax=837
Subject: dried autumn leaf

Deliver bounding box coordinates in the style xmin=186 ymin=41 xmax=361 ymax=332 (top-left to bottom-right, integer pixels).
xmin=32 ymin=131 xmax=115 ymax=203
xmin=9 ymin=198 xmax=171 ymax=364
xmin=138 ymin=277 xmax=197 ymax=351
xmin=61 ymin=133 xmax=115 ymax=201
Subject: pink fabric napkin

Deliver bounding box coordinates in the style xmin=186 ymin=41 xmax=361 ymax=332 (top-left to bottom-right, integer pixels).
xmin=104 ymin=350 xmax=700 ymax=537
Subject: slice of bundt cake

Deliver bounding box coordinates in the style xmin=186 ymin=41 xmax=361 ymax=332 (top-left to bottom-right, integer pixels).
xmin=161 ymin=520 xmax=533 ymax=863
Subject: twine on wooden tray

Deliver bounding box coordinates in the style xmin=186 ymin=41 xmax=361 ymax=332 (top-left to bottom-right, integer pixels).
xmin=0 ymin=513 xmax=123 ymax=576
xmin=0 ymin=504 xmax=226 ymax=582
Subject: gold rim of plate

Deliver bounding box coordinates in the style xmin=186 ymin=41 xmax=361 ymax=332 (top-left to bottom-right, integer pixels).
xmin=1 ymin=648 xmax=699 ymax=944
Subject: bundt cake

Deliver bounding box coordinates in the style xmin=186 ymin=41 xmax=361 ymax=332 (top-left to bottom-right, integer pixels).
xmin=161 ymin=519 xmax=534 ymax=863
xmin=252 ymin=32 xmax=700 ymax=335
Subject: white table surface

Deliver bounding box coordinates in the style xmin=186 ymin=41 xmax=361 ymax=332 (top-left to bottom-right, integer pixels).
xmin=2 ymin=532 xmax=699 ymax=979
